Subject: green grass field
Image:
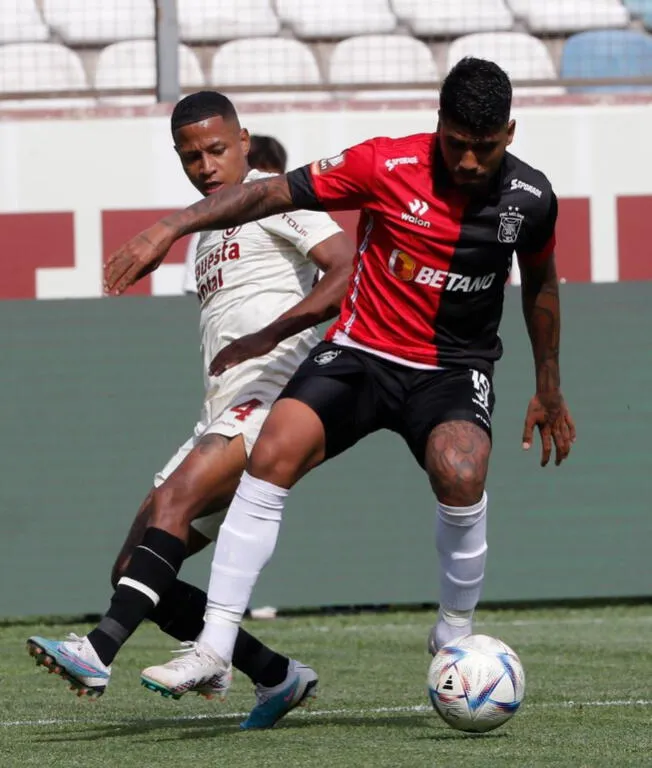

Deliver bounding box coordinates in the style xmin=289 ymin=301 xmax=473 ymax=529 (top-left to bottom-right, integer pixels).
xmin=1 ymin=605 xmax=651 ymax=768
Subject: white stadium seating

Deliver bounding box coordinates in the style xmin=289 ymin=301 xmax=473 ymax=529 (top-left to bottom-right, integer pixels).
xmin=211 ymin=38 xmax=330 ymax=103
xmin=95 ymin=41 xmax=204 ymax=105
xmin=507 ymin=0 xmax=629 ymax=33
xmin=447 ymin=32 xmax=565 ymax=95
xmin=42 ymin=0 xmax=154 ymax=45
xmin=329 ymin=35 xmax=439 ymax=100
xmin=276 ymin=0 xmax=397 ymax=39
xmin=0 ymin=42 xmax=94 ymax=110
xmin=392 ymin=0 xmax=513 ymax=36
xmin=0 ymin=0 xmax=49 ymax=43
xmin=177 ymin=0 xmax=280 ymax=42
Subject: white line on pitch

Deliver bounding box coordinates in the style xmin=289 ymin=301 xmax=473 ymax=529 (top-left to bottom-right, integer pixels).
xmin=2 ymin=699 xmax=652 ymax=729
xmin=297 ymin=615 xmax=652 ymax=634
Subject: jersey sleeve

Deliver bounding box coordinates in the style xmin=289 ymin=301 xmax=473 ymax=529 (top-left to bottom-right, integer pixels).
xmin=259 ymin=208 xmax=343 ymax=258
xmin=516 ymin=190 xmax=558 ymax=267
xmin=286 ymin=139 xmax=377 ymax=212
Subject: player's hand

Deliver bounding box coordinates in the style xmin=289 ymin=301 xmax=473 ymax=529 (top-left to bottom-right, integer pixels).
xmin=104 ymin=222 xmax=175 ymax=295
xmin=209 ymin=329 xmax=278 ymax=377
xmin=522 ymin=390 xmax=576 ymax=467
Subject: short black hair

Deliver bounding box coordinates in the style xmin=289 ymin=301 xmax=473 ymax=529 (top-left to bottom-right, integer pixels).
xmin=248 ymin=135 xmax=288 ymax=174
xmin=439 ymin=57 xmax=512 ymax=135
xmin=171 ymin=91 xmax=239 ymax=136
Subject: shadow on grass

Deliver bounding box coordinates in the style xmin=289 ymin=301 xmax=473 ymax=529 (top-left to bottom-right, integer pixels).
xmin=33 ymin=711 xmax=511 ymax=743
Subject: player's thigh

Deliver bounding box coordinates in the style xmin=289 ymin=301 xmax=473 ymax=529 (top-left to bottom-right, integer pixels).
xmin=403 ymin=368 xmax=494 ymax=505
xmin=151 ymin=432 xmax=247 ymax=523
xmin=250 ymin=342 xmax=379 ymax=486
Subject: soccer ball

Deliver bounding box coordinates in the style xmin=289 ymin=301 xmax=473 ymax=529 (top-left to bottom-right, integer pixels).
xmin=427 ymin=634 xmax=525 ymax=733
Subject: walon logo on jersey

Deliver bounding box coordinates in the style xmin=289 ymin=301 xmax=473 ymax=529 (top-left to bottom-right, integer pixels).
xmin=388 ymin=249 xmax=417 ymax=281
xmin=401 ymin=199 xmax=431 ymax=228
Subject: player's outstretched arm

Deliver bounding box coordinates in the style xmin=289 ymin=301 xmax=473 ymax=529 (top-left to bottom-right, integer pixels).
xmin=209 ymin=231 xmax=354 ymax=376
xmin=519 ymin=254 xmax=576 ymax=467
xmin=104 ymin=176 xmax=295 ymax=295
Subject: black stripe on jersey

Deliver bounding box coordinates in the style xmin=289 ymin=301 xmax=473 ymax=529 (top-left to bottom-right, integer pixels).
xmin=432 ymin=153 xmax=556 ymax=374
xmin=287 ymin=166 xmax=323 ymax=211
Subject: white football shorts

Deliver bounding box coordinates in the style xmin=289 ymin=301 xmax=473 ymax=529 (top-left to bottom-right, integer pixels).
xmin=153 ymin=381 xmax=280 ymax=541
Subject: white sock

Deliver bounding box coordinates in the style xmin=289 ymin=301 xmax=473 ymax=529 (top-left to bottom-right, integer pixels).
xmin=434 ymin=492 xmax=487 ymax=648
xmin=199 ymin=471 xmax=287 ymax=663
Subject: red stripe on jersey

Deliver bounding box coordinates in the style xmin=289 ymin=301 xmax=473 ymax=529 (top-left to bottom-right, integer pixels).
xmin=318 ymin=135 xmax=465 ymax=366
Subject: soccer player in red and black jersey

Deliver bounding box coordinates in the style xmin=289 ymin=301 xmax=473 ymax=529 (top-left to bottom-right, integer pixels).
xmin=105 ymin=58 xmax=576 ymax=694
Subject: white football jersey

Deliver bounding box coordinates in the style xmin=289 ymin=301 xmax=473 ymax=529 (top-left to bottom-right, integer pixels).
xmin=194 ymin=168 xmax=343 ymax=399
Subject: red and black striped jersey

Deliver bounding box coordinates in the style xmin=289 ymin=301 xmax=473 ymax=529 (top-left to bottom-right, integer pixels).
xmin=286 ymin=133 xmax=557 ymax=372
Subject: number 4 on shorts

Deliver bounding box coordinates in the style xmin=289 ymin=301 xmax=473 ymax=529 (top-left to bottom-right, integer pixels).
xmin=231 ymin=398 xmax=263 ymax=422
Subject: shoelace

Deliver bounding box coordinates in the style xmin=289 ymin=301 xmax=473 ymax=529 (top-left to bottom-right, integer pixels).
xmin=64 ymin=632 xmax=85 ymax=648
xmin=165 ymin=641 xmax=206 ymax=669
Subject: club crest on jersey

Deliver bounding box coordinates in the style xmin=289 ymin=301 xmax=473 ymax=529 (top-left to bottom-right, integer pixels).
xmin=311 ymin=154 xmax=345 ymax=175
xmin=223 ymin=226 xmax=242 ymax=240
xmin=388 ymin=249 xmax=417 ymax=281
xmin=314 ymin=350 xmax=341 ymax=366
xmin=497 ymin=206 xmax=524 ymax=244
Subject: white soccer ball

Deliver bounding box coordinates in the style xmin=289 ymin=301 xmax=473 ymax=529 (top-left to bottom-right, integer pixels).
xmin=427 ymin=634 xmax=525 ymax=733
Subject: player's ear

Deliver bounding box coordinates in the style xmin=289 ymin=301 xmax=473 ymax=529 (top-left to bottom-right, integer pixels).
xmin=506 ymin=119 xmax=516 ymax=146
xmin=240 ymin=128 xmax=251 ymax=156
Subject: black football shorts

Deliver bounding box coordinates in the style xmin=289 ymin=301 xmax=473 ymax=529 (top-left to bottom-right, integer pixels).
xmin=278 ymin=341 xmax=495 ymax=468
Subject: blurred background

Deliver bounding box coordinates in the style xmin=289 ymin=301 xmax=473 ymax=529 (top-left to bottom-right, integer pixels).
xmin=0 ymin=1 xmax=650 ymax=619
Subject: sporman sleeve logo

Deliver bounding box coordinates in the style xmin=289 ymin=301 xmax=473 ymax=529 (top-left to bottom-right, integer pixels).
xmin=311 ymin=154 xmax=345 ymax=175
xmin=498 ymin=206 xmax=525 ymax=244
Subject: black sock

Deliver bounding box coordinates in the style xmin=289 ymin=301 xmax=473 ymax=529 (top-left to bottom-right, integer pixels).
xmin=149 ymin=579 xmax=289 ymax=687
xmin=148 ymin=579 xmax=207 ymax=641
xmin=88 ymin=528 xmax=185 ymax=666
xmin=233 ymin=627 xmax=289 ymax=687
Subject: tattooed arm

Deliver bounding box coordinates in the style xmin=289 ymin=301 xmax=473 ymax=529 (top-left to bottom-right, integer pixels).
xmin=521 ymin=254 xmax=561 ymax=394
xmin=104 ymin=175 xmax=295 ymax=295
xmin=519 ymin=254 xmax=576 ymax=466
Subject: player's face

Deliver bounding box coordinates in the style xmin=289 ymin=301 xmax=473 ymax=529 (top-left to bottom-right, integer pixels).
xmin=437 ymin=117 xmax=515 ymax=195
xmin=174 ymin=116 xmax=250 ymax=196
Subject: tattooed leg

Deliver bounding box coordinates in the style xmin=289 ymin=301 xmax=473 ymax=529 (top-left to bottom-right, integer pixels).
xmin=425 ymin=420 xmax=491 ymax=651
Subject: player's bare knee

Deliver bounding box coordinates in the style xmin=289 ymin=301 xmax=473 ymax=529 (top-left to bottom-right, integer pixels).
xmin=425 ymin=420 xmax=490 ymax=506
xmin=148 ymin=482 xmax=196 ymax=532
xmin=248 ymin=432 xmax=299 ymax=486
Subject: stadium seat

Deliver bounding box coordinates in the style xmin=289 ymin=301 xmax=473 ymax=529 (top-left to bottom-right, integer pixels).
xmin=507 ymin=0 xmax=629 ymax=33
xmin=392 ymin=0 xmax=513 ymax=36
xmin=177 ymin=0 xmax=280 ymax=42
xmin=447 ymin=33 xmax=564 ymax=95
xmin=561 ymin=29 xmax=652 ymax=92
xmin=0 ymin=42 xmax=94 ymax=110
xmin=328 ymin=35 xmax=439 ymax=100
xmin=42 ymin=0 xmax=154 ymax=45
xmin=622 ymin=0 xmax=652 ymax=28
xmin=211 ymin=38 xmax=329 ymax=102
xmin=276 ymin=0 xmax=397 ymax=39
xmin=95 ymin=41 xmax=205 ymax=105
xmin=0 ymin=0 xmax=49 ymax=43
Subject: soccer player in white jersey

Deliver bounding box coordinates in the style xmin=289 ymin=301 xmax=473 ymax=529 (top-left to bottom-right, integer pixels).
xmin=27 ymin=91 xmax=353 ymax=730
xmin=183 ymin=134 xmax=288 ymax=295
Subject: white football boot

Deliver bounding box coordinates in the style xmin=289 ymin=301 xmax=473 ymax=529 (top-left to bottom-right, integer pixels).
xmin=140 ymin=641 xmax=232 ymax=700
